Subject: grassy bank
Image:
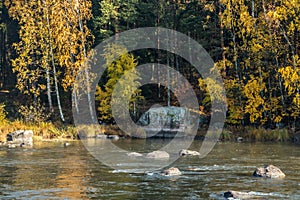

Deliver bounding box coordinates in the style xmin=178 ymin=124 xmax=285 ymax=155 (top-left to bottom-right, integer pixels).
xmin=101 ymin=124 xmax=297 ymax=142
xmin=0 ymin=120 xmax=78 ymax=142
xmin=0 ymin=120 xmax=298 ymax=143
xmin=220 ymin=126 xmax=296 ymax=142
xmin=0 ymin=102 xmax=79 ymax=142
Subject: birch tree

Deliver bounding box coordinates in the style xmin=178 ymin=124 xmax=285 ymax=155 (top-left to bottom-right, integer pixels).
xmin=6 ymin=0 xmax=93 ymax=123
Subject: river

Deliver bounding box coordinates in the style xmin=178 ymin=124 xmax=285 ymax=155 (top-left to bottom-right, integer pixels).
xmin=0 ymin=139 xmax=299 ymax=199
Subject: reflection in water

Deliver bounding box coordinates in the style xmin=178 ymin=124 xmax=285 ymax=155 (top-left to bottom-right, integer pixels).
xmin=0 ymin=140 xmax=299 ymax=199
xmin=54 ymin=145 xmax=88 ymax=199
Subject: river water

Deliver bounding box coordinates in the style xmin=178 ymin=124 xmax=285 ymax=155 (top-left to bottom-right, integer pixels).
xmin=0 ymin=139 xmax=299 ymax=199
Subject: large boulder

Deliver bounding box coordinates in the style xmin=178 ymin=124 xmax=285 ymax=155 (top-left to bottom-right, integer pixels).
xmin=146 ymin=150 xmax=169 ymax=159
xmin=179 ymin=149 xmax=200 ymax=156
xmin=7 ymin=130 xmax=33 ymax=147
xmin=138 ymin=106 xmax=188 ymax=128
xmin=253 ymin=165 xmax=285 ymax=178
xmin=161 ymin=167 xmax=181 ymax=176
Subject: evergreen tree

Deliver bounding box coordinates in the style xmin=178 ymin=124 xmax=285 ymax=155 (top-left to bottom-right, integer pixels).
xmin=96 ymin=44 xmax=142 ymax=122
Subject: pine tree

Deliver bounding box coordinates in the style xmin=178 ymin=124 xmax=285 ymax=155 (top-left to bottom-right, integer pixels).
xmin=96 ymin=44 xmax=142 ymax=122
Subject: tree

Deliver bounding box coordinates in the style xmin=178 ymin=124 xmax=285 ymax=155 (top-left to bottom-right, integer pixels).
xmin=96 ymin=44 xmax=142 ymax=122
xmin=93 ymin=0 xmax=138 ymax=42
xmin=6 ymin=0 xmax=93 ymax=123
xmin=6 ymin=0 xmax=48 ymax=98
xmin=216 ymin=0 xmax=300 ymax=127
xmin=0 ymin=1 xmax=18 ymax=89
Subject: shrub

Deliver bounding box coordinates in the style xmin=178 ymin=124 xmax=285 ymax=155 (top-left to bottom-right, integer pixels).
xmin=18 ymin=101 xmax=50 ymax=123
xmin=0 ymin=103 xmax=8 ymax=124
xmin=220 ymin=129 xmax=233 ymax=140
xmin=245 ymin=127 xmax=290 ymax=142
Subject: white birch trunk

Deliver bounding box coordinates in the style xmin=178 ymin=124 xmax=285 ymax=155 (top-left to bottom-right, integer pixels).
xmin=45 ymin=63 xmax=53 ymax=113
xmin=75 ymin=0 xmax=96 ymax=123
xmin=44 ymin=0 xmax=65 ymax=122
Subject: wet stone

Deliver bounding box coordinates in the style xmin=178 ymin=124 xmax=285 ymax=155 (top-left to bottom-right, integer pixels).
xmin=7 ymin=130 xmax=33 ymax=147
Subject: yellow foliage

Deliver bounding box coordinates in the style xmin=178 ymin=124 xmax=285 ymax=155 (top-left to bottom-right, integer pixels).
xmin=6 ymin=0 xmax=93 ymax=98
xmin=244 ymin=76 xmax=266 ymax=123
xmin=279 ymin=66 xmax=299 ymax=95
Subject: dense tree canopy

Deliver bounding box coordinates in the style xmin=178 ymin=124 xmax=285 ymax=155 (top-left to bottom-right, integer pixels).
xmin=0 ymin=0 xmax=299 ymax=129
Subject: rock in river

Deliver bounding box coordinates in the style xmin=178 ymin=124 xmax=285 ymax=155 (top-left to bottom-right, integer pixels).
xmin=224 ymin=190 xmax=258 ymax=199
xmin=161 ymin=167 xmax=181 ymax=176
xmin=253 ymin=164 xmax=285 ymax=178
xmin=64 ymin=142 xmax=71 ymax=147
xmin=107 ymin=135 xmax=120 ymax=140
xmin=7 ymin=130 xmax=33 ymax=147
xmin=127 ymin=152 xmax=143 ymax=157
xmin=8 ymin=144 xmax=17 ymax=149
xmin=146 ymin=150 xmax=169 ymax=159
xmin=179 ymin=149 xmax=200 ymax=156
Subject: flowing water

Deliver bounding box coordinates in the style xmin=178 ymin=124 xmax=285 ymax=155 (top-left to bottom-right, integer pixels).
xmin=0 ymin=139 xmax=299 ymax=199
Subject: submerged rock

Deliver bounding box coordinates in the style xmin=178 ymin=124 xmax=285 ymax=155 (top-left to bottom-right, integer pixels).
xmin=224 ymin=190 xmax=258 ymax=199
xmin=8 ymin=144 xmax=17 ymax=149
xmin=64 ymin=142 xmax=71 ymax=147
xmin=96 ymin=134 xmax=108 ymax=139
xmin=161 ymin=167 xmax=181 ymax=176
xmin=179 ymin=149 xmax=200 ymax=156
xmin=253 ymin=165 xmax=285 ymax=178
xmin=146 ymin=150 xmax=169 ymax=159
xmin=7 ymin=130 xmax=33 ymax=147
xmin=186 ymin=166 xmax=202 ymax=171
xmin=127 ymin=152 xmax=143 ymax=157
xmin=107 ymin=135 xmax=120 ymax=140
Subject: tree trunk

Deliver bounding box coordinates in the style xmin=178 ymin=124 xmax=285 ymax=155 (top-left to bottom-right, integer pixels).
xmin=44 ymin=0 xmax=65 ymax=122
xmin=75 ymin=0 xmax=96 ymax=123
xmin=188 ymin=31 xmax=193 ymax=82
xmin=229 ymin=1 xmax=244 ymax=125
xmin=45 ymin=62 xmax=53 ymax=112
xmin=262 ymin=0 xmax=286 ymax=113
xmin=157 ymin=0 xmax=161 ymax=98
xmin=166 ymin=31 xmax=170 ymax=108
xmin=219 ymin=2 xmax=226 ymax=77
